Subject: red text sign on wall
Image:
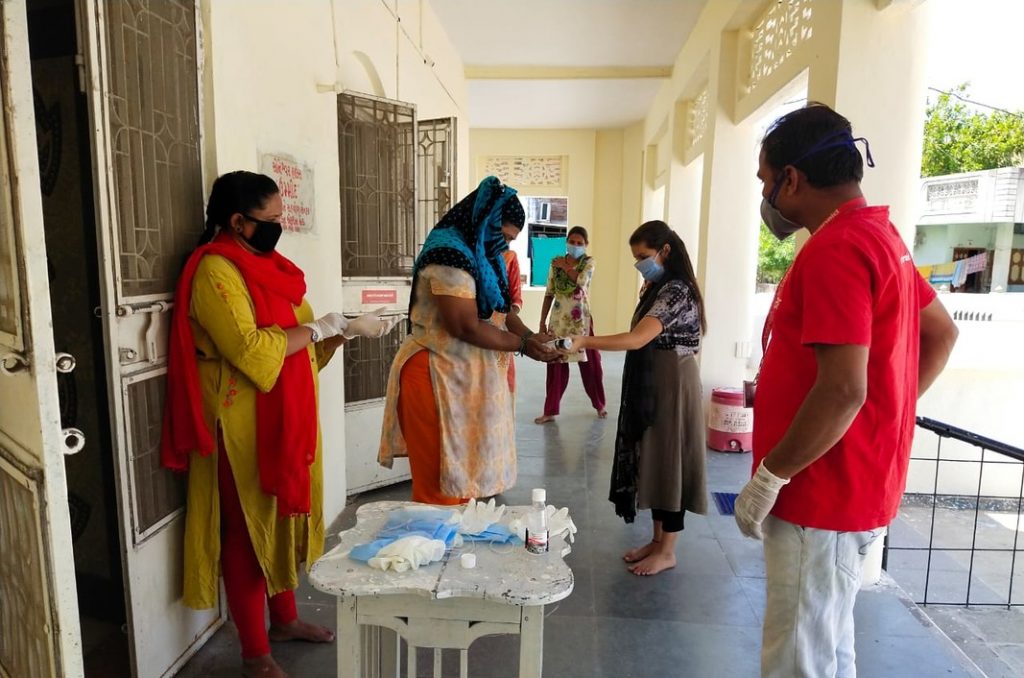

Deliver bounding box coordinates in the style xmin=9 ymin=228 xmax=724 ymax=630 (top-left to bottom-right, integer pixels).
xmin=361 ymin=289 xmax=398 ymax=305
xmin=259 ymin=153 xmax=315 ymax=233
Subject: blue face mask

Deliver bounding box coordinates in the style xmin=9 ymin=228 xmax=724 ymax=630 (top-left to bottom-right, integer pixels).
xmin=635 ymin=255 xmax=664 ymax=282
xmin=567 ymin=244 xmax=586 ymax=259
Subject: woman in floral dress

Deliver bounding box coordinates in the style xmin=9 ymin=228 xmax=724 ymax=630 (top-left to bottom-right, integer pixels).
xmin=536 ymin=226 xmax=607 ymax=423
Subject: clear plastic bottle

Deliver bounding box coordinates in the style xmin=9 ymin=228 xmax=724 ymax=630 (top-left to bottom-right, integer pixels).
xmin=525 ymin=488 xmax=549 ymax=554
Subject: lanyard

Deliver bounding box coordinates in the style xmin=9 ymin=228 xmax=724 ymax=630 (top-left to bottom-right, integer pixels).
xmin=758 ymin=196 xmax=869 ymax=361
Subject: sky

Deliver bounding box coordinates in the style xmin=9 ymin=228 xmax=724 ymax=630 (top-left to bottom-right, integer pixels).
xmin=925 ymin=0 xmax=1024 ymax=113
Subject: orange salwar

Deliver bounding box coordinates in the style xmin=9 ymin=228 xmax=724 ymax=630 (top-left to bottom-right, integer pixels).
xmin=397 ymin=350 xmax=465 ymax=505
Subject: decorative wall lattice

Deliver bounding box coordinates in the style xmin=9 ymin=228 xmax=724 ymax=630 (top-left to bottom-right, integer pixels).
xmin=925 ymin=179 xmax=979 ymax=213
xmin=687 ymin=87 xmax=710 ymax=152
xmin=749 ymin=0 xmax=814 ymax=91
xmin=482 ymin=155 xmax=564 ymax=188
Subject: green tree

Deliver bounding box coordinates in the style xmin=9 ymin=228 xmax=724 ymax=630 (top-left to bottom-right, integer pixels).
xmin=757 ymin=222 xmax=795 ymax=285
xmin=922 ymin=85 xmax=1024 ymax=177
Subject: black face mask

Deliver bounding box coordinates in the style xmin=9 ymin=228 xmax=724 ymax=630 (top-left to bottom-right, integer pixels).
xmin=241 ymin=215 xmax=283 ymax=253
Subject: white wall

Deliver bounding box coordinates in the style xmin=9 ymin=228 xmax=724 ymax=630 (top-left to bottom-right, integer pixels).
xmin=910 ymin=293 xmax=1024 ymax=497
xmin=205 ymin=0 xmax=469 ymax=520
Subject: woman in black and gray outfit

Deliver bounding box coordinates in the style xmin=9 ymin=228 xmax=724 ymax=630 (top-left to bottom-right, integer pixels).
xmin=564 ymin=220 xmax=707 ymax=576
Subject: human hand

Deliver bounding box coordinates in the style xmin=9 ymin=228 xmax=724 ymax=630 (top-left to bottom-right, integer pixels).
xmin=561 ymin=335 xmax=586 ymax=353
xmin=734 ymin=460 xmax=790 ymax=539
xmin=524 ymin=336 xmax=560 ymax=363
xmin=343 ymin=307 xmax=402 ymax=339
xmin=303 ymin=312 xmax=348 ymax=341
xmin=532 ymin=331 xmax=555 ymax=344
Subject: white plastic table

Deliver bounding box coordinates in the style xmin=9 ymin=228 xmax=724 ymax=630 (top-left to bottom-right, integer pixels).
xmin=309 ymin=501 xmax=574 ymax=678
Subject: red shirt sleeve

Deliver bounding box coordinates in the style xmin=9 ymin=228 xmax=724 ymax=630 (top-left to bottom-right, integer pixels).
xmin=798 ymin=240 xmax=874 ymax=347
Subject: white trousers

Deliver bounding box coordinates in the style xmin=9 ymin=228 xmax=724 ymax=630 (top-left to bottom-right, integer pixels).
xmin=761 ymin=515 xmax=884 ymax=678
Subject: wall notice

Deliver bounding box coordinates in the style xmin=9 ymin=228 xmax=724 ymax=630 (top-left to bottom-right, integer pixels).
xmin=260 ymin=153 xmax=314 ymax=233
xmin=361 ymin=289 xmax=398 ymax=305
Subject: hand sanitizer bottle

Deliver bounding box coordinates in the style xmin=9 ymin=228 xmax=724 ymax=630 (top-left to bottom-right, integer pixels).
xmin=525 ymin=488 xmax=549 ymax=554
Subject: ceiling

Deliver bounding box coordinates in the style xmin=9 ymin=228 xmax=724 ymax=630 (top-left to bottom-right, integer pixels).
xmin=428 ymin=0 xmax=708 ymax=129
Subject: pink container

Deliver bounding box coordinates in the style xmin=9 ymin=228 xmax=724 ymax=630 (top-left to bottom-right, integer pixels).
xmin=707 ymin=387 xmax=753 ymax=453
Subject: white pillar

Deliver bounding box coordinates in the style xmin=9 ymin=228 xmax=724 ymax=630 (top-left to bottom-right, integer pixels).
xmin=991 ymin=222 xmax=1014 ymax=293
xmin=696 ymin=31 xmax=760 ymax=393
xmin=807 ymin=0 xmax=931 ymax=247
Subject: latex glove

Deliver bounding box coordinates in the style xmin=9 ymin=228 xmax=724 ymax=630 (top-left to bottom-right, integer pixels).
xmin=546 ymin=506 xmax=578 ymax=544
xmin=303 ymin=312 xmax=348 ymax=341
xmin=367 ymin=536 xmax=445 ymax=572
xmin=343 ymin=307 xmax=402 ymax=339
xmin=458 ymin=498 xmax=506 ymax=535
xmin=734 ymin=460 xmax=790 ymax=540
xmin=507 ymin=506 xmax=577 ymax=544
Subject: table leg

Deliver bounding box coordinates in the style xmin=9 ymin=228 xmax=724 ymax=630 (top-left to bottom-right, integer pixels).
xmin=518 ymin=605 xmax=544 ymax=678
xmin=337 ymin=596 xmax=361 ymax=678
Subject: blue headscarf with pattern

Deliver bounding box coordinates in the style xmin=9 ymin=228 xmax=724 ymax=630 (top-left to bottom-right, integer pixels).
xmin=412 ymin=176 xmax=525 ymax=319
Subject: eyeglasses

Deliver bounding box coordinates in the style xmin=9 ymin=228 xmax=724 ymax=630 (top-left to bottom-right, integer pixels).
xmin=243 ymin=214 xmax=281 ymax=229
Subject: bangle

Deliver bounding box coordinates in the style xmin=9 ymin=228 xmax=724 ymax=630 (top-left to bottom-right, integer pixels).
xmin=517 ymin=334 xmax=528 ymax=357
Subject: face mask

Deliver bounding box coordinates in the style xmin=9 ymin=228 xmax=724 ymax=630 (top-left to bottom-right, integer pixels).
xmin=567 ymin=244 xmax=586 ymax=259
xmin=242 ymin=216 xmax=283 ymax=253
xmin=635 ymin=254 xmax=664 ymax=282
xmin=761 ymin=197 xmax=803 ymax=241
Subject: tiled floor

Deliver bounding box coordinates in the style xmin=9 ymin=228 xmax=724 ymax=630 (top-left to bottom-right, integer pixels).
xmin=178 ymin=354 xmax=985 ymax=677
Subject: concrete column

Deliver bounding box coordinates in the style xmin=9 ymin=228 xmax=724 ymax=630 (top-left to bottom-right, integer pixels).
xmin=991 ymin=222 xmax=1014 ymax=292
xmin=807 ymin=0 xmax=931 ymax=246
xmin=696 ymin=30 xmax=761 ymax=393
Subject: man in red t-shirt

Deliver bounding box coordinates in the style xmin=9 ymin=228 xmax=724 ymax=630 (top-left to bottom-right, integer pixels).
xmin=734 ymin=104 xmax=958 ymax=677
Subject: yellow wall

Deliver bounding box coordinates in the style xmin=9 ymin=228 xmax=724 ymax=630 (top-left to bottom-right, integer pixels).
xmin=470 ymin=127 xmax=644 ymax=334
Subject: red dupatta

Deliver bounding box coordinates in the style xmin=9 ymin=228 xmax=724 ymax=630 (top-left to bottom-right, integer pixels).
xmin=160 ymin=233 xmax=317 ymax=516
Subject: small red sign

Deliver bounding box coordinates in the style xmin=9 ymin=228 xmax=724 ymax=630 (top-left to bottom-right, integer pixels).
xmin=361 ymin=289 xmax=398 ymax=305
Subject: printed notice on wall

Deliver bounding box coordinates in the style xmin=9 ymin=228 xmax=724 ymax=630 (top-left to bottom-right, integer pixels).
xmin=259 ymin=153 xmax=314 ymax=233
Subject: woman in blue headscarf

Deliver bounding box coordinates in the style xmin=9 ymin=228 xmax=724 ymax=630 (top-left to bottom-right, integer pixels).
xmin=379 ymin=177 xmax=557 ymax=504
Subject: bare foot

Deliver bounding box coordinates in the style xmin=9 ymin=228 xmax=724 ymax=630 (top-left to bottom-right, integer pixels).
xmin=242 ymin=655 xmax=289 ymax=678
xmin=597 ymin=409 xmax=608 ymax=419
xmin=622 ymin=540 xmax=658 ymax=563
xmin=534 ymin=415 xmax=555 ymax=424
xmin=268 ymin=618 xmax=335 ymax=644
xmin=628 ymin=551 xmax=677 ymax=576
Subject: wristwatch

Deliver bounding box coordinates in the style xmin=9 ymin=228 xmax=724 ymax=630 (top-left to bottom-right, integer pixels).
xmin=309 ymin=327 xmax=320 ymax=343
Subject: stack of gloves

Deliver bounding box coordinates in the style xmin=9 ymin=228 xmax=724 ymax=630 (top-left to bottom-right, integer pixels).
xmin=348 ymin=500 xmax=578 ymax=573
xmin=349 ymin=507 xmax=458 ymax=572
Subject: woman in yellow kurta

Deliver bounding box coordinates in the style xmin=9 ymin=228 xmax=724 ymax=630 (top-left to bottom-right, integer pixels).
xmin=379 ymin=177 xmax=558 ymax=504
xmin=162 ymin=171 xmax=395 ymax=677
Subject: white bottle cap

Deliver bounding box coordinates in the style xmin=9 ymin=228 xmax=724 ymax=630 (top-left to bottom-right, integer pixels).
xmin=532 ymin=488 xmax=546 ymax=503
xmin=460 ymin=553 xmax=477 ymax=569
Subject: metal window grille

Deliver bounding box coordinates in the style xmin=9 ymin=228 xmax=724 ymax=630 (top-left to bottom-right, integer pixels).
xmin=344 ymin=323 xmax=409 ymax=404
xmin=416 ymin=117 xmax=456 ymax=247
xmin=103 ymin=0 xmax=204 ymax=298
xmin=338 ymin=93 xmax=417 ymax=278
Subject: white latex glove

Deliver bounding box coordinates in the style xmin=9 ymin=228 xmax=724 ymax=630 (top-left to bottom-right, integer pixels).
xmin=458 ymin=498 xmax=506 ymax=535
xmin=546 ymin=506 xmax=578 ymax=544
xmin=367 ymin=536 xmax=445 ymax=572
xmin=507 ymin=506 xmax=577 ymax=543
xmin=734 ymin=460 xmax=790 ymax=540
xmin=303 ymin=312 xmax=348 ymax=341
xmin=343 ymin=308 xmax=402 ymax=339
